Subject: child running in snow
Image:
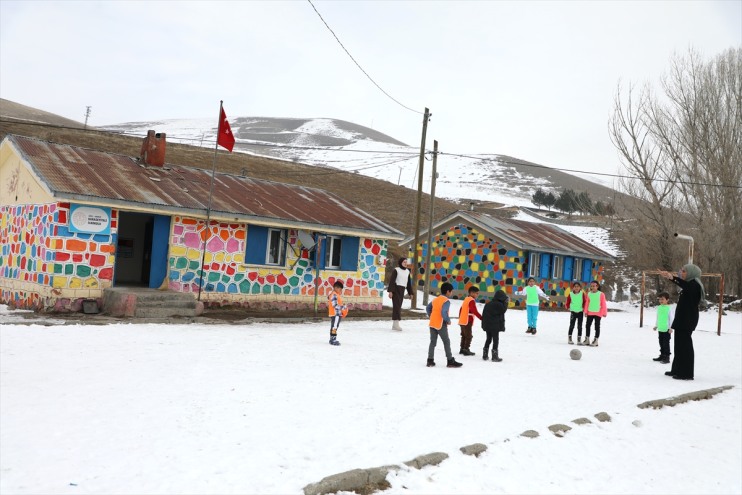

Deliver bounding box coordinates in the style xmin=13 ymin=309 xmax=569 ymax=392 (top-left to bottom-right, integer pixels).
xmin=514 ymin=277 xmax=550 ymax=335
xmin=327 ymin=280 xmax=348 ymax=346
xmin=566 ymin=282 xmax=588 ymax=344
xmin=458 ymin=286 xmax=482 ymax=356
xmin=582 ymin=280 xmax=607 ymax=347
xmin=481 ymin=289 xmax=508 ymax=362
xmin=652 ymin=291 xmax=674 ymax=364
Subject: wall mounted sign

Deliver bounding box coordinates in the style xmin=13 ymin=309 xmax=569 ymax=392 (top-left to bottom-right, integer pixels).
xmin=69 ymin=204 xmax=112 ymax=234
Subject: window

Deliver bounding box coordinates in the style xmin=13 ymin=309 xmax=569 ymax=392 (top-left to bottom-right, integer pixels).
xmin=573 ymin=257 xmax=583 ymax=281
xmin=245 ymin=225 xmax=286 ymax=266
xmin=528 ymin=252 xmax=541 ymax=277
xmin=266 ymin=228 xmax=286 ymax=265
xmin=552 ymin=255 xmax=563 ymax=279
xmin=325 ymin=236 xmax=342 ymax=269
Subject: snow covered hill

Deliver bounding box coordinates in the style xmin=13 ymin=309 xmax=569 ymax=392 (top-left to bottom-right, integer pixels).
xmin=102 ymin=116 xmax=619 ymax=209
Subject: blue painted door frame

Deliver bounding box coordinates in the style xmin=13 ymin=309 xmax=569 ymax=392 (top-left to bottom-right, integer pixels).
xmin=149 ymin=215 xmax=171 ymax=288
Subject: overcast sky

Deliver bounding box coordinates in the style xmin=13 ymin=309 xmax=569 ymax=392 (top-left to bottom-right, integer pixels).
xmin=1 ymin=1 xmax=740 ymax=179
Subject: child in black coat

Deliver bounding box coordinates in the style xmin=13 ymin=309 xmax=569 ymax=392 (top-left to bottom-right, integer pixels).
xmin=481 ymin=289 xmax=509 ymax=362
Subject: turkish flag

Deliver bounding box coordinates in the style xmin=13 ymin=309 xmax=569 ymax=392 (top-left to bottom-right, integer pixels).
xmin=217 ymin=107 xmax=235 ymax=152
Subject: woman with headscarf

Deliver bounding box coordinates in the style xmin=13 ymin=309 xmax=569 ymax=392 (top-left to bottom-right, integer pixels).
xmin=659 ymin=263 xmax=706 ymax=380
xmin=387 ymin=257 xmax=413 ymax=331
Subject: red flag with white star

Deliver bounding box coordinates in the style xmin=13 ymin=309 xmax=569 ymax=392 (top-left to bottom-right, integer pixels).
xmin=217 ymin=107 xmax=235 ymax=152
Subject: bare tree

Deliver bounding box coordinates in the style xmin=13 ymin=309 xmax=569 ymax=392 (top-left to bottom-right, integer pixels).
xmin=610 ymin=47 xmax=742 ymax=296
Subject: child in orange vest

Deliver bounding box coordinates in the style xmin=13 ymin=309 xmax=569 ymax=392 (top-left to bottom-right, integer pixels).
xmin=328 ymin=280 xmax=348 ymax=346
xmin=458 ymin=286 xmax=482 ymax=356
xmin=425 ymin=282 xmax=463 ymax=368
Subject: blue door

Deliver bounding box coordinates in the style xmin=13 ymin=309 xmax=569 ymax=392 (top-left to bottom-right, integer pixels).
xmin=149 ymin=215 xmax=171 ymax=288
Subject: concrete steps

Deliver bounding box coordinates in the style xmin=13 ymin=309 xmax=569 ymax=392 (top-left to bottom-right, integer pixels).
xmin=103 ymin=288 xmax=199 ymax=318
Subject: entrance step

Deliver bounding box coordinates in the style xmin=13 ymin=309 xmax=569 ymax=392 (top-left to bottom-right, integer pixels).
xmin=103 ymin=288 xmax=199 ymax=318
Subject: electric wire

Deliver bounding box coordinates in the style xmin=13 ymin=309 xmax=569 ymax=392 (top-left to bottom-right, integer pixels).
xmin=305 ymin=0 xmax=422 ymax=115
xmin=2 ymin=119 xmax=740 ymax=189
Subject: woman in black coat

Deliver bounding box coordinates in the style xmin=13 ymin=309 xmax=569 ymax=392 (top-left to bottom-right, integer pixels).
xmin=659 ymin=263 xmax=706 ymax=380
xmin=482 ymin=289 xmax=509 ymax=362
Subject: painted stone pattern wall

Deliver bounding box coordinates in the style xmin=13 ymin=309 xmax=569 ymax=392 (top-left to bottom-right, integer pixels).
xmin=413 ymin=223 xmax=604 ymax=308
xmin=167 ymin=216 xmax=388 ymax=310
xmin=0 ymin=202 xmax=116 ymax=310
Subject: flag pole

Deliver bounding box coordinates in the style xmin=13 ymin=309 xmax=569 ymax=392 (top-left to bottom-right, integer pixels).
xmin=197 ymin=100 xmax=224 ymax=302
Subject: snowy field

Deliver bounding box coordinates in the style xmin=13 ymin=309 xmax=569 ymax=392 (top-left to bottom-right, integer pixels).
xmin=1 ymin=300 xmax=740 ymax=495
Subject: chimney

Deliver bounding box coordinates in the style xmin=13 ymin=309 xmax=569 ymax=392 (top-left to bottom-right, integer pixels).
xmin=140 ymin=130 xmax=167 ymax=167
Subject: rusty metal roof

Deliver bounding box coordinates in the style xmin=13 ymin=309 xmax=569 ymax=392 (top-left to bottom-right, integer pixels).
xmin=401 ymin=210 xmax=614 ymax=260
xmin=7 ymin=134 xmax=403 ymax=239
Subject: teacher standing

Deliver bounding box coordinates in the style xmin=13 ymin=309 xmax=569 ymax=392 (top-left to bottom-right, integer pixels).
xmin=659 ymin=263 xmax=706 ymax=381
xmin=388 ymin=257 xmax=413 ymax=331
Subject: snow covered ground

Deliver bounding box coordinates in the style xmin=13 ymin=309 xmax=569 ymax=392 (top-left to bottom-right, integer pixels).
xmin=1 ymin=299 xmax=740 ymax=495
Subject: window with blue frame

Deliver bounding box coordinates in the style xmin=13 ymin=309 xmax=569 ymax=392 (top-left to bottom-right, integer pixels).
xmin=325 ymin=236 xmax=342 ymax=269
xmin=245 ymin=225 xmax=287 ymax=266
xmin=573 ymin=257 xmax=583 ymax=281
xmin=528 ymin=252 xmax=541 ymax=277
xmin=310 ymin=234 xmax=360 ymax=271
xmin=552 ymin=255 xmax=563 ymax=279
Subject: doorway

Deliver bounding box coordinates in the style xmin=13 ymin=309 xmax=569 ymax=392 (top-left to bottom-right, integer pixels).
xmin=114 ymin=211 xmax=171 ymax=288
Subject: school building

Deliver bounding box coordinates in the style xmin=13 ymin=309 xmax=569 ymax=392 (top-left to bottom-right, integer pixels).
xmin=0 ymin=133 xmax=404 ymax=313
xmin=400 ymin=209 xmax=615 ymax=307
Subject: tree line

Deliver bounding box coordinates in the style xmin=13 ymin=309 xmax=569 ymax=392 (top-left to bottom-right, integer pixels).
xmin=531 ymin=187 xmax=616 ymax=217
xmin=610 ymin=47 xmax=741 ymax=298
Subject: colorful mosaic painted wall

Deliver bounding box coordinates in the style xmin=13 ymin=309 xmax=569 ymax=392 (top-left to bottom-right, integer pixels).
xmin=0 ymin=202 xmax=117 ymax=310
xmin=167 ymin=216 xmax=388 ymax=310
xmin=414 ymin=223 xmax=604 ymax=308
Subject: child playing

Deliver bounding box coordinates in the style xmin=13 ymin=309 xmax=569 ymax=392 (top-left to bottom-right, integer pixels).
xmin=481 ymin=289 xmax=509 ymax=362
xmin=566 ymin=282 xmax=588 ymax=344
xmin=458 ymin=286 xmax=482 ymax=356
xmin=582 ymin=280 xmax=607 ymax=347
xmin=514 ymin=277 xmax=550 ymax=335
xmin=652 ymin=291 xmax=674 ymax=364
xmin=327 ymin=280 xmax=348 ymax=346
xmin=425 ymin=282 xmax=463 ymax=368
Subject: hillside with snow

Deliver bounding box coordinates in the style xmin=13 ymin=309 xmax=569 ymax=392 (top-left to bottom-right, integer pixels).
xmin=102 ymin=116 xmax=622 ymax=209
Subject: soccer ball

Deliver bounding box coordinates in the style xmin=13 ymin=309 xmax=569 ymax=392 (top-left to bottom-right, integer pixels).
xmin=570 ymin=349 xmax=582 ymax=361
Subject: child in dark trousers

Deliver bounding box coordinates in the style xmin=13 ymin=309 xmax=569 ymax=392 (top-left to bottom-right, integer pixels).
xmin=425 ymin=282 xmax=463 ymax=368
xmin=327 ymin=281 xmax=348 ymax=346
xmin=566 ymin=282 xmax=588 ymax=344
xmin=582 ymin=280 xmax=607 ymax=347
xmin=458 ymin=286 xmax=482 ymax=356
xmin=652 ymin=291 xmax=675 ymax=364
xmin=481 ymin=289 xmax=509 ymax=362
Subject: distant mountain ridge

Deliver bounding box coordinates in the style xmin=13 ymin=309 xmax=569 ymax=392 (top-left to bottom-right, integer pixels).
xmin=101 ymin=115 xmax=623 ymax=209
xmin=0 ymin=98 xmax=628 ymax=216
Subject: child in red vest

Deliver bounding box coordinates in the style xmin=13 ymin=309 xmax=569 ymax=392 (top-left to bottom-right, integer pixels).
xmin=458 ymin=286 xmax=482 ymax=356
xmin=328 ymin=281 xmax=348 ymax=346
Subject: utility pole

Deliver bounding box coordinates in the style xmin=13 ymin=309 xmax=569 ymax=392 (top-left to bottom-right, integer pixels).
xmin=411 ymin=107 xmax=430 ymax=309
xmin=422 ymin=140 xmax=438 ymax=306
xmin=84 ymin=106 xmax=92 ymax=130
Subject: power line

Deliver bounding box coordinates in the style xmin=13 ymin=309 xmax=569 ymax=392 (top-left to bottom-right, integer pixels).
xmin=2 ymin=119 xmax=740 ymax=189
xmin=439 ymin=151 xmax=742 ymax=190
xmin=306 ymin=0 xmax=422 ymax=115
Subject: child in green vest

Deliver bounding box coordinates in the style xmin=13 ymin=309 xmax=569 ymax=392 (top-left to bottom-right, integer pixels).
xmin=652 ymin=291 xmax=674 ymax=364
xmin=565 ymin=282 xmax=588 ymax=344
xmin=514 ymin=277 xmax=550 ymax=335
xmin=582 ymin=280 xmax=607 ymax=347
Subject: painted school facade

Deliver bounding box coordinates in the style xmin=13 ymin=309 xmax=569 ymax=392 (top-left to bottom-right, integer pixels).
xmin=0 ymin=133 xmax=403 ymax=311
xmin=401 ymin=210 xmax=614 ymax=307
